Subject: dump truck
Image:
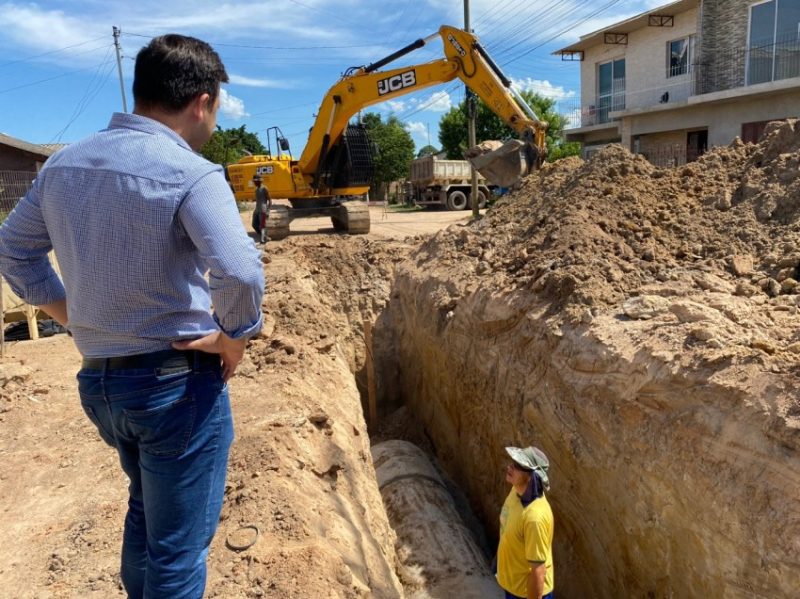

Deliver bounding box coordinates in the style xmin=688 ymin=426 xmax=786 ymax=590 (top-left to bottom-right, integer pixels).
xmin=406 ymin=155 xmax=494 ymax=210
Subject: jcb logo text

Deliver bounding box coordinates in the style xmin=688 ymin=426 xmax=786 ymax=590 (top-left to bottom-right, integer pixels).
xmin=447 ymin=34 xmax=466 ymax=56
xmin=377 ymin=70 xmax=416 ymax=96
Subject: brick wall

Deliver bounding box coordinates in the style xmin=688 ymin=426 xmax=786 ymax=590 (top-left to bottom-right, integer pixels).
xmin=697 ymin=0 xmax=751 ymax=92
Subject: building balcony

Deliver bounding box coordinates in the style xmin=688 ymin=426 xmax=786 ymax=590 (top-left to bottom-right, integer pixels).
xmin=695 ymin=37 xmax=800 ymax=95
xmin=559 ymin=40 xmax=800 ymax=133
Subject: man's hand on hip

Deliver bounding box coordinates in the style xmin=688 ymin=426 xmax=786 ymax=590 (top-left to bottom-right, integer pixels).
xmin=172 ymin=331 xmax=248 ymax=382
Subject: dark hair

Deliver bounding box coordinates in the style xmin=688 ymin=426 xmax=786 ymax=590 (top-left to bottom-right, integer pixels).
xmin=133 ymin=34 xmax=228 ymax=112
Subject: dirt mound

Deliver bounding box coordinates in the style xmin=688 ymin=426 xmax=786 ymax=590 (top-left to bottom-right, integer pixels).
xmin=418 ymin=123 xmax=800 ymax=316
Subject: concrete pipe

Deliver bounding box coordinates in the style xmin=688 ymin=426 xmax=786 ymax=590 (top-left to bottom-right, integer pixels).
xmin=371 ymin=440 xmax=501 ymax=598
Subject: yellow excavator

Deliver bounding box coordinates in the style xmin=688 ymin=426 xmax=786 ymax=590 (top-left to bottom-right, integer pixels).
xmin=226 ymin=25 xmax=548 ymax=240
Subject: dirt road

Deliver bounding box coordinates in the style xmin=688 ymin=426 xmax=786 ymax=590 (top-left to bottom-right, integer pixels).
xmin=252 ymin=203 xmax=478 ymax=240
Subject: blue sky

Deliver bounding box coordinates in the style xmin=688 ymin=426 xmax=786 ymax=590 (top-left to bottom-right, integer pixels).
xmin=0 ymin=0 xmax=665 ymax=153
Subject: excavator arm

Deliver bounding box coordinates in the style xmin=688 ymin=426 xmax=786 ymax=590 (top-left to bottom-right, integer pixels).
xmin=299 ymin=25 xmax=547 ymax=189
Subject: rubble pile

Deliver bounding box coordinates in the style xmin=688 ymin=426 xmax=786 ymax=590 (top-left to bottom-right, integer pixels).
xmin=420 ymin=119 xmax=800 ymax=323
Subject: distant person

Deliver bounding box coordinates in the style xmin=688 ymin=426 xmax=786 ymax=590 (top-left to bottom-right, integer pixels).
xmin=496 ymin=446 xmax=555 ymax=599
xmin=251 ymin=174 xmax=272 ymax=243
xmin=0 ymin=34 xmax=264 ymax=598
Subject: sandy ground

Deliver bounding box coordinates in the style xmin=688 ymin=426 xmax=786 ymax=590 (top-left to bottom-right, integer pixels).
xmin=276 ymin=203 xmax=478 ymax=239
xmin=0 ymin=206 xmax=463 ymax=598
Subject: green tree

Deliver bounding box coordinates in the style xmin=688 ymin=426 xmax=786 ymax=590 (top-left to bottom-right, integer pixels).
xmin=437 ymin=90 xmax=580 ymax=161
xmin=417 ymin=144 xmax=439 ymax=158
xmin=201 ymin=125 xmax=267 ymax=165
xmin=362 ymin=112 xmax=415 ymax=200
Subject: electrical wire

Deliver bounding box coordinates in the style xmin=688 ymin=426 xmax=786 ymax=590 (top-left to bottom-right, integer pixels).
xmin=121 ymin=30 xmax=380 ymax=50
xmin=0 ymin=35 xmax=108 ymax=69
xmin=51 ymin=52 xmax=117 ymax=143
xmin=501 ymin=0 xmax=624 ymax=67
xmin=0 ymin=57 xmax=118 ymax=95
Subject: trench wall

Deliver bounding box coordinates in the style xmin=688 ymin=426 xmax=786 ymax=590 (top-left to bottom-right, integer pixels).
xmin=376 ymin=267 xmax=800 ymax=598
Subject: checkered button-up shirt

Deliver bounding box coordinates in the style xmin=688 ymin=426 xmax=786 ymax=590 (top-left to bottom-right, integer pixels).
xmin=0 ymin=113 xmax=264 ymax=357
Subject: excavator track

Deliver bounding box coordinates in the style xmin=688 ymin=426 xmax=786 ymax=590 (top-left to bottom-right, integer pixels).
xmin=332 ymin=201 xmax=370 ymax=235
xmin=266 ymin=205 xmax=291 ymax=241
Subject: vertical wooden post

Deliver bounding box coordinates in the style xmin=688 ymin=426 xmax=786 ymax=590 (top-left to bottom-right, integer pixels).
xmin=25 ymin=304 xmax=39 ymax=341
xmin=364 ymin=319 xmax=378 ymax=431
xmin=0 ymin=275 xmax=5 ymax=358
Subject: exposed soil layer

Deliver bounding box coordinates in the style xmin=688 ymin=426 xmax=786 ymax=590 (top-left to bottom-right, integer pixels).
xmin=379 ymin=121 xmax=800 ymax=598
xmin=0 ymin=236 xmax=417 ymax=598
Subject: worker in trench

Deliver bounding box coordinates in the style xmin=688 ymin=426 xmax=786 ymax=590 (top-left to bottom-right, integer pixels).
xmin=0 ymin=34 xmax=264 ymax=598
xmin=496 ymin=446 xmax=555 ymax=599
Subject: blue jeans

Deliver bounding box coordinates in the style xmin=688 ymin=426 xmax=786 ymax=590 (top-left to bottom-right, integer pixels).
xmin=78 ymin=354 xmax=233 ymax=599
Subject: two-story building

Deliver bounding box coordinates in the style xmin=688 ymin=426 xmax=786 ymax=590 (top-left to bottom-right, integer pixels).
xmin=556 ymin=0 xmax=800 ymax=165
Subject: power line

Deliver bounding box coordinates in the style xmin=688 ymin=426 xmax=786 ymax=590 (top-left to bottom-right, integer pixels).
xmin=51 ymin=51 xmax=117 ymax=143
xmin=502 ymin=0 xmax=624 ymax=67
xmin=480 ymin=0 xmax=568 ymax=47
xmin=0 ymin=58 xmax=118 ymax=95
xmin=0 ymin=35 xmax=108 ymax=69
xmin=120 ymin=31 xmax=380 ymax=50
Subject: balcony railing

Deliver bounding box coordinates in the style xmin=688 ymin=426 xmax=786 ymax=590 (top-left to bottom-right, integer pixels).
xmin=557 ymin=93 xmax=625 ymax=129
xmin=694 ymin=35 xmax=800 ymax=95
xmin=559 ymin=37 xmax=800 ymax=130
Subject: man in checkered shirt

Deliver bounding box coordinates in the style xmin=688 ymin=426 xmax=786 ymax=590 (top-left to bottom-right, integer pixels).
xmin=0 ymin=34 xmax=264 ymax=599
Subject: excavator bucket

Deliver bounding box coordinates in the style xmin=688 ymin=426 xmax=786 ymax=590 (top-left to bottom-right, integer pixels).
xmin=465 ymin=139 xmax=531 ymax=188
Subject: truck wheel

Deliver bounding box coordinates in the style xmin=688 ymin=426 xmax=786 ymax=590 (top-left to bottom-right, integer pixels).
xmin=472 ymin=190 xmax=488 ymax=209
xmin=446 ymin=190 xmax=468 ymax=211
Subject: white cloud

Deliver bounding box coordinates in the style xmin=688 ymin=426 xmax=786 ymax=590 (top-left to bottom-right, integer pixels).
xmin=0 ymin=2 xmax=105 ymax=56
xmin=228 ymin=74 xmax=290 ymax=88
xmin=385 ymin=99 xmax=407 ymax=112
xmin=219 ymin=88 xmax=247 ymax=119
xmin=404 ymin=121 xmax=427 ymax=137
xmin=511 ymin=78 xmax=576 ymax=100
xmin=424 ymin=90 xmax=452 ymax=112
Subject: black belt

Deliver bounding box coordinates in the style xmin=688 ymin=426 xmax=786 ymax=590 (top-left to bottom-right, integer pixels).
xmin=81 ymin=349 xmax=220 ymax=371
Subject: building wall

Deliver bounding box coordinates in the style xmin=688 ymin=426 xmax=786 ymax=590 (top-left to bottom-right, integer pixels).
xmin=623 ymin=87 xmax=800 ymax=147
xmin=636 ymin=129 xmax=693 ymax=166
xmin=580 ymin=7 xmax=698 ymax=113
xmin=0 ymin=146 xmax=47 ymax=171
xmin=697 ymin=0 xmax=751 ymax=92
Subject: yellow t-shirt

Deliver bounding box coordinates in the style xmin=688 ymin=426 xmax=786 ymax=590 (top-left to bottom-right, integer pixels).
xmin=497 ymin=490 xmax=554 ymax=597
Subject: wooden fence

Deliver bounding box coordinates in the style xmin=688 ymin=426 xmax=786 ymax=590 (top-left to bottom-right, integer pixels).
xmin=0 ymin=171 xmax=43 ymax=356
xmin=0 ymin=170 xmax=35 ymax=218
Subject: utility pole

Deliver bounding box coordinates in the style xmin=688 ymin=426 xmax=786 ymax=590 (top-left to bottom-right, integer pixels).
xmin=464 ymin=1 xmax=480 ymax=219
xmin=113 ymin=26 xmax=128 ymax=113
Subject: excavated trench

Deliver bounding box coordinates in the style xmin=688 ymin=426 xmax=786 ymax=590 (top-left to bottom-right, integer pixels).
xmin=233 ymin=121 xmax=800 ymax=598
xmin=281 ymin=121 xmax=800 ymax=599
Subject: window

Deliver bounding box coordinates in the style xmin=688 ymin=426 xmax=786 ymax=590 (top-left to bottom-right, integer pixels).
xmin=748 ymin=0 xmax=800 ymax=85
xmin=741 ymin=120 xmax=771 ymax=143
xmin=597 ymin=58 xmax=625 ymax=123
xmin=667 ymin=36 xmax=693 ymax=77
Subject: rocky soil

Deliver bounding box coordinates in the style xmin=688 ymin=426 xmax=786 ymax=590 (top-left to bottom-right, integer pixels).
xmin=378 ymin=120 xmax=800 ymax=597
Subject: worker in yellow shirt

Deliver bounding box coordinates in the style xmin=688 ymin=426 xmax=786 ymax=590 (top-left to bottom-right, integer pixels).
xmin=496 ymin=446 xmax=554 ymax=599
